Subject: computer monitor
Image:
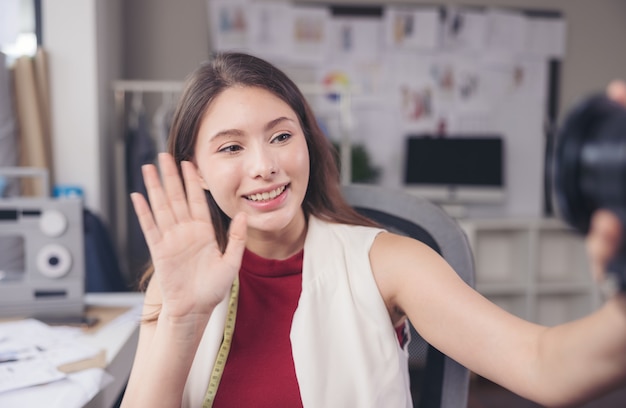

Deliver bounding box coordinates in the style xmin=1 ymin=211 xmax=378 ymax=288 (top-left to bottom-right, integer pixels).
xmin=403 ymin=135 xmax=505 ymax=205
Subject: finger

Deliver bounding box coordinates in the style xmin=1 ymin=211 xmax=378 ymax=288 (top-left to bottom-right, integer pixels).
xmin=587 ymin=237 xmax=607 ymax=283
xmin=181 ymin=161 xmax=213 ymax=222
xmin=130 ymin=192 xmax=162 ymax=249
xmin=591 ymin=210 xmax=622 ymax=256
xmin=159 ymin=153 xmax=191 ymax=223
xmin=607 ymin=80 xmax=626 ymax=106
xmin=142 ymin=163 xmax=176 ymax=230
xmin=587 ymin=210 xmax=622 ymax=280
xmin=223 ymin=212 xmax=247 ymax=269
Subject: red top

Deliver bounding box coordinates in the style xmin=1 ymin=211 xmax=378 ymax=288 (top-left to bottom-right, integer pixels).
xmin=213 ymin=248 xmax=304 ymax=407
xmin=213 ymin=247 xmax=406 ymax=407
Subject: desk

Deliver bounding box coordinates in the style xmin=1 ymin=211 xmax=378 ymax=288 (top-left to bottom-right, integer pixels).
xmin=0 ymin=292 xmax=143 ymax=408
xmin=82 ymin=292 xmax=144 ymax=408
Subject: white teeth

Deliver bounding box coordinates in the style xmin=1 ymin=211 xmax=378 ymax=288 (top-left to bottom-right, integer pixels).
xmin=247 ymin=186 xmax=286 ymax=202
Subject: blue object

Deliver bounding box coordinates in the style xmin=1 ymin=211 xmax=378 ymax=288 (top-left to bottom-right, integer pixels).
xmin=53 ymin=185 xmax=84 ymax=199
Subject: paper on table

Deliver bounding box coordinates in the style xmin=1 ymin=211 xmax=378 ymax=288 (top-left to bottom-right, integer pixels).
xmin=0 ymin=367 xmax=113 ymax=408
xmin=0 ymin=359 xmax=66 ymax=393
xmin=0 ymin=319 xmax=102 ymax=394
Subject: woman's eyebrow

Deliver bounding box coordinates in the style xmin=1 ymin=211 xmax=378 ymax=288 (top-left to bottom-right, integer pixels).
xmin=209 ymin=128 xmax=243 ymax=141
xmin=209 ymin=116 xmax=297 ymax=141
xmin=264 ymin=116 xmax=297 ymax=131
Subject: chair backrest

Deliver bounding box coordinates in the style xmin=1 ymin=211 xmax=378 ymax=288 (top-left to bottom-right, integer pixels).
xmin=342 ymin=183 xmax=475 ymax=408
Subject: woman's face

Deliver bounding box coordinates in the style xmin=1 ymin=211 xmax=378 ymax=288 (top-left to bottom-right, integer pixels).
xmin=194 ymin=86 xmax=310 ymax=238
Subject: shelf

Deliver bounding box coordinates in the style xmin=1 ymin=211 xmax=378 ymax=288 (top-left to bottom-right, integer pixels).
xmin=536 ymin=282 xmax=593 ymax=295
xmin=459 ymin=217 xmax=599 ymax=325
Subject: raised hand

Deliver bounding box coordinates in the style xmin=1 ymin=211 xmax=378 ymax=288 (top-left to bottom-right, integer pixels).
xmin=130 ymin=153 xmax=247 ymax=321
xmin=584 ymin=80 xmax=626 ymax=286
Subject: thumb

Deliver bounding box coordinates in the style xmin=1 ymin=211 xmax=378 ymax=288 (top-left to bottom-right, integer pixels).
xmin=587 ymin=210 xmax=622 ymax=281
xmin=607 ymin=80 xmax=626 ymax=106
xmin=224 ymin=212 xmax=248 ymax=266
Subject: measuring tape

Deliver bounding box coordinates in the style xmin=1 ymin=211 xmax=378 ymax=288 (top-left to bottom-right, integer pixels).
xmin=202 ymin=277 xmax=239 ymax=408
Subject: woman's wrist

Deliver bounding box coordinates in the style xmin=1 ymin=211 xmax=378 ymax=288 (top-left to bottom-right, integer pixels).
xmin=604 ymin=291 xmax=626 ymax=331
xmin=158 ymin=306 xmax=212 ymax=343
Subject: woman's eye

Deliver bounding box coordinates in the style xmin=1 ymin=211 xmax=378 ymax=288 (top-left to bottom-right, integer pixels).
xmin=272 ymin=133 xmax=292 ymax=143
xmin=218 ymin=144 xmax=242 ymax=153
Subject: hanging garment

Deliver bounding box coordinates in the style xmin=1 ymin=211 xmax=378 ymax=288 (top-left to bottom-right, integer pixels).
xmin=83 ymin=208 xmax=128 ymax=292
xmin=152 ymin=92 xmax=176 ymax=153
xmin=125 ymin=110 xmax=157 ymax=282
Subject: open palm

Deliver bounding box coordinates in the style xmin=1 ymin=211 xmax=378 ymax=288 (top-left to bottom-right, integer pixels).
xmin=130 ymin=153 xmax=247 ymax=320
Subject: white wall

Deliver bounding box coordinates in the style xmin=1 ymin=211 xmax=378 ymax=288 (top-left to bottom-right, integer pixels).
xmin=42 ymin=0 xmax=122 ymax=221
xmin=43 ymin=0 xmax=100 ymax=209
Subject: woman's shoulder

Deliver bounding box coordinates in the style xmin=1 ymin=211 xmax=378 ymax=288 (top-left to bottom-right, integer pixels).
xmin=371 ymin=231 xmax=442 ymax=267
xmin=369 ymin=231 xmax=459 ymax=325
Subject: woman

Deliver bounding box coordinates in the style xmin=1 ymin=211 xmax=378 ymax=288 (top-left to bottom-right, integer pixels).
xmin=121 ymin=52 xmax=626 ymax=407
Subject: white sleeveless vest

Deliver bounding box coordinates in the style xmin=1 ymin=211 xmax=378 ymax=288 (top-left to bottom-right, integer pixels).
xmin=182 ymin=216 xmax=412 ymax=407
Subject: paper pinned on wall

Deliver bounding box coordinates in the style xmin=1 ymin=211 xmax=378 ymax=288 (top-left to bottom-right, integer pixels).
xmin=526 ymin=17 xmax=567 ymax=58
xmin=329 ymin=16 xmax=382 ymax=61
xmin=385 ymin=53 xmax=439 ymax=133
xmin=485 ymin=8 xmax=528 ymax=57
xmin=384 ymin=7 xmax=441 ymax=51
xmin=290 ymin=6 xmax=332 ymax=64
xmin=0 ymin=0 xmax=20 ymax=47
xmin=207 ymin=0 xmax=250 ymax=52
xmin=442 ymin=7 xmax=488 ymax=53
xmin=247 ymin=2 xmax=293 ymax=60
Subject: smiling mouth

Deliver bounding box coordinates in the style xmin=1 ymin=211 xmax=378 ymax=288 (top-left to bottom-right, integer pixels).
xmin=245 ymin=185 xmax=287 ymax=202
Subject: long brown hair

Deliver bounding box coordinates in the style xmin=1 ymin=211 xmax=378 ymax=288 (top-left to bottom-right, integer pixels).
xmin=139 ymin=52 xmax=377 ymax=288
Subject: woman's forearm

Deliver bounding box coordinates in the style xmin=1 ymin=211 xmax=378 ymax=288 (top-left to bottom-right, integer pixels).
xmin=533 ymin=294 xmax=626 ymax=406
xmin=121 ymin=312 xmax=212 ymax=407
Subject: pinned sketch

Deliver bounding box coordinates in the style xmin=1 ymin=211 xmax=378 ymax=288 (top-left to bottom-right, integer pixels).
xmin=207 ymin=0 xmax=250 ymax=52
xmin=384 ymin=7 xmax=440 ymax=51
xmin=452 ymin=57 xmax=490 ymax=112
xmin=442 ymin=7 xmax=487 ymax=53
xmin=329 ymin=17 xmax=382 ymax=60
xmin=386 ymin=54 xmax=438 ymax=133
xmin=247 ymin=2 xmax=293 ymax=59
xmin=321 ymin=69 xmax=351 ymax=101
xmin=290 ymin=6 xmax=331 ymax=64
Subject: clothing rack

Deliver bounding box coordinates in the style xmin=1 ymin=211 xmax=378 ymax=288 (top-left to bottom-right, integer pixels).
xmin=111 ymin=80 xmax=183 ymax=282
xmin=111 ymin=79 xmax=355 ymax=283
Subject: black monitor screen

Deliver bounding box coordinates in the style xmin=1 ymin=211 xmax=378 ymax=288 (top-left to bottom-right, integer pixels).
xmin=404 ymin=136 xmax=504 ymax=186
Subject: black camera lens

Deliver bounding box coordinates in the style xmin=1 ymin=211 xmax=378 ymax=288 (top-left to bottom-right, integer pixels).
xmin=553 ymin=94 xmax=626 ymax=290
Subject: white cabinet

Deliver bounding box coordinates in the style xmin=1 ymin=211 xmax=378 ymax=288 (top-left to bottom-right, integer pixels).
xmin=458 ymin=217 xmax=602 ymax=326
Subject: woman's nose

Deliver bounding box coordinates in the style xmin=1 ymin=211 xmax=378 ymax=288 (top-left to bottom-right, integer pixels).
xmin=248 ymin=146 xmax=277 ymax=179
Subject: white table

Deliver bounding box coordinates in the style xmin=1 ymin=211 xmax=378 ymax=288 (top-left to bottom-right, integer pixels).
xmin=82 ymin=292 xmax=144 ymax=408
xmin=0 ymin=292 xmax=144 ymax=408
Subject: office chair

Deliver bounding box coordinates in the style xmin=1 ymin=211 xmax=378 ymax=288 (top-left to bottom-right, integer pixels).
xmin=342 ymin=183 xmax=476 ymax=408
